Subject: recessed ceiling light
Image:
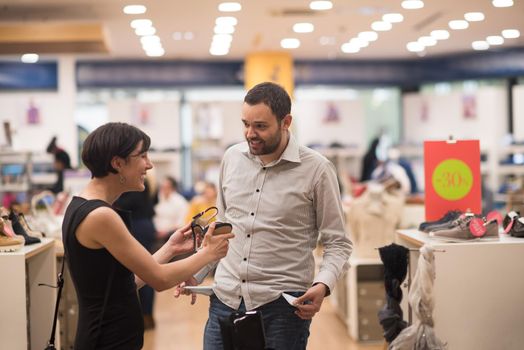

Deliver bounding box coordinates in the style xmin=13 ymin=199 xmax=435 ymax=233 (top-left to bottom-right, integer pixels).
xmin=21 ymin=53 xmax=39 ymax=63
xmin=492 ymin=0 xmax=514 ymax=8
xmin=401 ymin=0 xmax=424 ymax=10
xmin=383 ymin=13 xmax=404 ymax=23
xmin=430 ymin=29 xmax=450 ymax=40
xmin=210 ymin=47 xmax=229 ymax=56
xmin=123 ymin=5 xmax=146 ymax=14
xmin=213 ymin=34 xmax=233 ymax=44
xmin=184 ymin=32 xmax=194 ymax=40
xmin=472 ymin=41 xmax=489 ymax=50
xmin=406 ymin=42 xmax=424 ymax=52
xmin=135 ymin=26 xmax=156 ymax=36
xmin=218 ymin=2 xmax=242 ymax=12
xmin=214 ymin=24 xmax=235 ymax=34
xmin=418 ymin=36 xmax=437 ymax=46
xmin=145 ymin=48 xmax=165 ymax=57
xmin=349 ymin=38 xmax=368 ymax=48
xmin=130 ymin=19 xmax=152 ymax=28
xmin=371 ymin=21 xmax=392 ymax=31
xmin=142 ymin=42 xmax=163 ymax=51
xmin=140 ymin=35 xmax=161 ymax=45
xmin=358 ymin=31 xmax=378 ymax=42
xmin=172 ymin=32 xmax=182 ymax=40
xmin=464 ymin=12 xmax=485 ymax=21
xmin=341 ymin=43 xmax=360 ymax=53
xmin=449 ymin=20 xmax=469 ymax=30
xmin=293 ymin=23 xmax=314 ymax=33
xmin=216 ymin=16 xmax=238 ymax=26
xmin=281 ymin=38 xmax=300 ymax=49
xmin=310 ymin=1 xmax=333 ymax=11
xmin=502 ymin=29 xmax=520 ymax=38
xmin=486 ymin=35 xmax=504 ymax=45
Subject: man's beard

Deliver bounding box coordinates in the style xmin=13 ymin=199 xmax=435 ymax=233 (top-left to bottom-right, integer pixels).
xmin=247 ymin=131 xmax=281 ymax=155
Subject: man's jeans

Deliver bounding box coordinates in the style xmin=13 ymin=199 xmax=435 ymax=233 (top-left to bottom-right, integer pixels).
xmin=204 ymin=293 xmax=312 ymax=350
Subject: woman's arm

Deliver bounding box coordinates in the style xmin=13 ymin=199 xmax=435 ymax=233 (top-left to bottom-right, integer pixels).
xmin=75 ymin=207 xmax=232 ymax=291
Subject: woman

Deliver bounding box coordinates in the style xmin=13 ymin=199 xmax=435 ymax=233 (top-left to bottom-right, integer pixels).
xmin=62 ymin=122 xmax=233 ymax=349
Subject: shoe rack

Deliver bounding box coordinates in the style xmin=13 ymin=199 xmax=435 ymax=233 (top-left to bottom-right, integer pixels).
xmin=0 ymin=238 xmax=57 ymax=349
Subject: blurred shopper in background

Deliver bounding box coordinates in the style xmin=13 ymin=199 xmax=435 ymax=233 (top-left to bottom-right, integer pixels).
xmin=46 ymin=136 xmax=72 ymax=193
xmin=184 ymin=181 xmax=218 ymax=222
xmin=154 ymin=176 xmax=189 ymax=238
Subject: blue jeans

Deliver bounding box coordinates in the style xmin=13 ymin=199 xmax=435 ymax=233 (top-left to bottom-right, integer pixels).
xmin=204 ymin=293 xmax=311 ymax=350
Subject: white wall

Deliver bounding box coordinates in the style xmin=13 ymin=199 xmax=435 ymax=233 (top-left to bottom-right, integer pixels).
xmin=0 ymin=56 xmax=78 ymax=165
xmin=403 ymin=86 xmax=508 ymax=151
xmin=513 ymin=85 xmax=524 ymax=141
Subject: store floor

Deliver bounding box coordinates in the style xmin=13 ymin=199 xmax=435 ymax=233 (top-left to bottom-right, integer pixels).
xmin=143 ymin=286 xmax=384 ymax=350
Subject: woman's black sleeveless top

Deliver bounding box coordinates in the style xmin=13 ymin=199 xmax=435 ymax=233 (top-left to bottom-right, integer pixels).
xmin=62 ymin=196 xmax=143 ymax=350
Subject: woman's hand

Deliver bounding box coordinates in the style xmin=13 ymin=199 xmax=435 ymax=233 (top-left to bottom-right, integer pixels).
xmin=199 ymin=222 xmax=234 ymax=262
xmin=166 ymin=222 xmax=194 ymax=256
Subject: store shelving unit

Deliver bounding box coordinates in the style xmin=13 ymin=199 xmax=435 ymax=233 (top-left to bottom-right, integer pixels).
xmin=0 ymin=238 xmax=57 ymax=349
xmin=397 ymin=229 xmax=524 ymax=349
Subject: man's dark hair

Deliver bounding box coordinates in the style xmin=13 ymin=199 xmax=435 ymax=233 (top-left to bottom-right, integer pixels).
xmin=82 ymin=122 xmax=151 ymax=178
xmin=244 ymin=82 xmax=291 ymax=122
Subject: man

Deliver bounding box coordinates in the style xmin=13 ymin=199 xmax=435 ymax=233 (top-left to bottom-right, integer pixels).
xmin=177 ymin=82 xmax=352 ymax=350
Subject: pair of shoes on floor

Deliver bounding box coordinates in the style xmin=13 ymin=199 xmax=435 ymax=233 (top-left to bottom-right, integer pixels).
xmin=429 ymin=213 xmax=499 ymax=240
xmin=503 ymin=211 xmax=524 ymax=237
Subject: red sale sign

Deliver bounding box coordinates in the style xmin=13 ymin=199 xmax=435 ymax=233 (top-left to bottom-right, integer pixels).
xmin=424 ymin=140 xmax=481 ymax=221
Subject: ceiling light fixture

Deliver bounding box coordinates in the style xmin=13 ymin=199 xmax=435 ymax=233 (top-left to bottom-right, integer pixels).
xmin=406 ymin=42 xmax=424 ymax=52
xmin=123 ymin=5 xmax=146 ymax=14
xmin=464 ymin=12 xmax=485 ymax=21
xmin=401 ymin=0 xmax=424 ymax=10
xmin=293 ymin=23 xmax=315 ymax=33
xmin=140 ymin=35 xmax=161 ymax=45
xmin=184 ymin=32 xmax=194 ymax=40
xmin=472 ymin=41 xmax=489 ymax=50
xmin=309 ymin=1 xmax=333 ymax=11
xmin=502 ymin=29 xmax=520 ymax=38
xmin=135 ymin=26 xmax=156 ymax=36
xmin=218 ymin=2 xmax=242 ymax=12
xmin=216 ymin=16 xmax=238 ymax=26
xmin=371 ymin=21 xmax=392 ymax=31
xmin=130 ymin=19 xmax=152 ymax=28
xmin=418 ymin=36 xmax=437 ymax=46
xmin=281 ymin=38 xmax=300 ymax=49
xmin=214 ymin=24 xmax=235 ymax=34
xmin=341 ymin=43 xmax=360 ymax=53
xmin=383 ymin=13 xmax=404 ymax=23
xmin=486 ymin=35 xmax=504 ymax=45
xmin=21 ymin=53 xmax=39 ymax=63
xmin=492 ymin=0 xmax=514 ymax=7
xmin=449 ymin=20 xmax=469 ymax=30
xmin=145 ymin=48 xmax=165 ymax=57
xmin=358 ymin=31 xmax=378 ymax=42
xmin=431 ymin=29 xmax=450 ymax=40
xmin=319 ymin=36 xmax=336 ymax=45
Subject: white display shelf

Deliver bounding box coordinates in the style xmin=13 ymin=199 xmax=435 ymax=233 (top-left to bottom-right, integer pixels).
xmin=396 ymin=229 xmax=524 ymax=350
xmin=0 ymin=238 xmax=57 ymax=349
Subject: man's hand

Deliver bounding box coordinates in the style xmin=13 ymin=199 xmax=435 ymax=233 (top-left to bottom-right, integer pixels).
xmin=293 ymin=283 xmax=328 ymax=320
xmin=173 ymin=276 xmax=198 ymax=305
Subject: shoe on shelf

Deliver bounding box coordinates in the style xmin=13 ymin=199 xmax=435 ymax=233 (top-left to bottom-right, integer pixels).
xmin=0 ymin=219 xmax=24 ymax=252
xmin=419 ymin=210 xmax=463 ymax=232
xmin=429 ymin=215 xmax=499 ymax=240
xmin=503 ymin=211 xmax=524 ymax=237
xmin=8 ymin=210 xmax=41 ymax=245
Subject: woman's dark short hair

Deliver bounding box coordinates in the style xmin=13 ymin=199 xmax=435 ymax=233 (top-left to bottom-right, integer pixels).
xmin=82 ymin=122 xmax=151 ymax=178
xmin=244 ymin=82 xmax=291 ymax=122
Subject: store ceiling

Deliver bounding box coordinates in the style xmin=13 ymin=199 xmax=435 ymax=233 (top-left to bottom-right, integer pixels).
xmin=0 ymin=0 xmax=523 ymax=60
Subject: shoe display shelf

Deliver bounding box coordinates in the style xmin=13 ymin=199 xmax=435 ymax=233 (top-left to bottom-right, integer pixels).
xmin=396 ymin=229 xmax=524 ymax=350
xmin=344 ymin=257 xmax=385 ymax=343
xmin=0 ymin=238 xmax=57 ymax=349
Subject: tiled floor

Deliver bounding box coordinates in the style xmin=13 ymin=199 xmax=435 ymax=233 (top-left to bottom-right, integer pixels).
xmin=143 ymin=286 xmax=384 ymax=350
